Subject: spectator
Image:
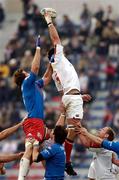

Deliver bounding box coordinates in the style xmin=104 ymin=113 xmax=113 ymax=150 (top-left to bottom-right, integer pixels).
xmin=102 ymin=20 xmax=119 ymax=42
xmin=103 ymin=108 xmax=113 ymax=127
xmin=60 ymin=15 xmax=75 ymax=37
xmin=104 ymin=5 xmax=115 ymax=23
xmin=79 ymin=69 xmax=89 ymax=93
xmin=9 ymin=59 xmax=18 ymax=76
xmin=113 ymin=109 xmax=119 ymax=133
xmin=79 ymin=3 xmax=91 ymax=37
xmin=104 ymin=62 xmax=116 ymax=87
xmin=88 ymin=69 xmax=100 ymax=92
xmin=0 ymin=62 xmax=10 ymax=78
xmin=45 ymin=106 xmax=56 ymax=129
xmin=20 ymin=50 xmax=33 ymax=71
xmin=95 ymin=6 xmax=104 ymax=22
xmin=0 ymin=3 xmax=5 ymax=28
xmin=18 ymin=18 xmax=28 ymax=38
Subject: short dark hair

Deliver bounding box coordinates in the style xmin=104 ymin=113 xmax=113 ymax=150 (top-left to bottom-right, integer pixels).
xmin=54 ymin=125 xmax=67 ymax=145
xmin=107 ymin=127 xmax=115 ymax=141
xmin=13 ymin=69 xmax=26 ymax=87
xmin=48 ymin=48 xmax=55 ymax=60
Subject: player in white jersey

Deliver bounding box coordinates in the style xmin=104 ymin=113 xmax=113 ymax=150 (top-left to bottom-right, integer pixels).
xmin=40 ymin=9 xmax=90 ymax=175
xmin=75 ymin=125 xmax=119 ymax=179
xmin=88 ymin=160 xmax=119 ymax=180
xmin=42 ymin=9 xmax=91 ymax=176
xmin=88 ymin=148 xmax=118 ymax=180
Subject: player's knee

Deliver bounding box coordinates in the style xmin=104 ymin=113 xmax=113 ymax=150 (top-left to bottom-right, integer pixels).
xmin=67 ymin=126 xmax=76 ymax=140
xmin=32 ymin=156 xmax=38 ymax=163
xmin=24 ymin=144 xmax=33 ymax=159
xmin=32 ymin=142 xmax=40 ymax=162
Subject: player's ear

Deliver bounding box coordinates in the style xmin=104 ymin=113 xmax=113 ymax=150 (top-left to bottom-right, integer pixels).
xmin=105 ymin=133 xmax=109 ymax=139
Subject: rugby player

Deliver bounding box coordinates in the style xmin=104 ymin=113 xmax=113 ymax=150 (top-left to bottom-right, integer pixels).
xmin=35 ymin=125 xmax=67 ymax=180
xmin=78 ymin=126 xmax=119 ymax=159
xmin=13 ymin=36 xmax=52 ymax=180
xmin=42 ymin=9 xmax=91 ymax=175
xmin=88 ymin=161 xmax=119 ymax=180
xmin=75 ymin=125 xmax=119 ymax=180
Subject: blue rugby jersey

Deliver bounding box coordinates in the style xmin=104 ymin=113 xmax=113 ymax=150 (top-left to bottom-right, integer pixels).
xmin=41 ymin=143 xmax=65 ymax=179
xmin=21 ymin=72 xmax=44 ymax=119
xmin=102 ymin=140 xmax=119 ymax=157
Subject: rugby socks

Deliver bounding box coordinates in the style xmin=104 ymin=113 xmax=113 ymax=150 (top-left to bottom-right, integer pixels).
xmin=64 ymin=138 xmax=73 ymax=163
xmin=18 ymin=158 xmax=30 ymax=180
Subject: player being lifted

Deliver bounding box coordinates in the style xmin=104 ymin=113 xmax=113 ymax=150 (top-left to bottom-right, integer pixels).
xmin=13 ymin=36 xmax=52 ymax=180
xmin=41 ymin=8 xmax=91 ymax=175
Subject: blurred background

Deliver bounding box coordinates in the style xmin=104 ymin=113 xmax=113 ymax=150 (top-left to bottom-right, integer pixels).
xmin=0 ymin=0 xmax=119 ymax=179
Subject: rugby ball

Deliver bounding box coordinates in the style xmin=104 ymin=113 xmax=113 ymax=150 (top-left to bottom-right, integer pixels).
xmin=40 ymin=8 xmax=57 ymax=18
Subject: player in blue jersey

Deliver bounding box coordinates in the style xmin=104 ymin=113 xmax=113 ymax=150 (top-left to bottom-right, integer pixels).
xmin=35 ymin=125 xmax=67 ymax=180
xmin=13 ymin=36 xmax=52 ymax=180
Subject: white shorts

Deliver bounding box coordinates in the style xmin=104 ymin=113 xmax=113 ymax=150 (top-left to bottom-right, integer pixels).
xmin=88 ymin=161 xmax=96 ymax=179
xmin=62 ymin=94 xmax=83 ymax=119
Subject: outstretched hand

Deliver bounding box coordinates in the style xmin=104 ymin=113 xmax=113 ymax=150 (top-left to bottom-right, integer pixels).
xmin=71 ymin=119 xmax=88 ymax=135
xmin=75 ymin=125 xmax=88 ymax=135
xmin=18 ymin=152 xmax=24 ymax=159
xmin=43 ymin=9 xmax=52 ymax=24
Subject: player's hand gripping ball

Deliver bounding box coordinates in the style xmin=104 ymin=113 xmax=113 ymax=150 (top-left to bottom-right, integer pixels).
xmin=40 ymin=8 xmax=57 ymax=18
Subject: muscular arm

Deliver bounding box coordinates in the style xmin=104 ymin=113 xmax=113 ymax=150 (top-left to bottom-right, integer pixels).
xmin=0 ymin=123 xmax=21 ymax=141
xmin=48 ymin=24 xmax=61 ymax=45
xmin=79 ymin=133 xmax=92 ymax=148
xmin=0 ymin=152 xmax=23 ymax=163
xmin=75 ymin=126 xmax=102 ymax=148
xmin=43 ymin=63 xmax=53 ymax=86
xmin=55 ymin=114 xmax=66 ymax=126
xmin=81 ymin=129 xmax=102 ymax=147
xmin=31 ymin=36 xmax=41 ymax=75
xmin=44 ymin=13 xmax=61 ymax=45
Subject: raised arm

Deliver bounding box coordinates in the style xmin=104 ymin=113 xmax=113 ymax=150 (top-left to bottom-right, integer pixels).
xmin=44 ymin=11 xmax=61 ymax=46
xmin=78 ymin=127 xmax=102 ymax=147
xmin=0 ymin=123 xmax=21 ymax=141
xmin=31 ymin=36 xmax=41 ymax=75
xmin=56 ymin=114 xmax=65 ymax=126
xmin=55 ymin=103 xmax=66 ymax=126
xmin=43 ymin=63 xmax=53 ymax=86
xmin=75 ymin=123 xmax=102 ymax=148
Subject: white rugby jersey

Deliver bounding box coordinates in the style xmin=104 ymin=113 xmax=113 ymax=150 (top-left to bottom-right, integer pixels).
xmin=89 ymin=148 xmax=116 ymax=180
xmin=51 ymin=44 xmax=80 ymax=94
